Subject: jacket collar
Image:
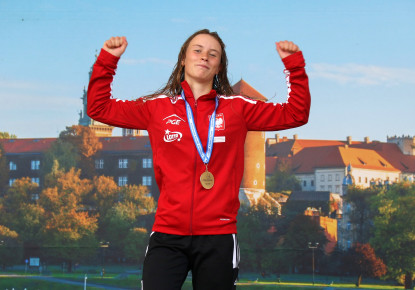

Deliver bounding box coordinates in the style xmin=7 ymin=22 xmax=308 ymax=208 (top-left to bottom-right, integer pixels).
xmin=181 ymin=80 xmax=217 ymax=101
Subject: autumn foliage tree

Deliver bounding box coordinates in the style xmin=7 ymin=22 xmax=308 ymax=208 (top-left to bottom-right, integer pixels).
xmin=39 ymin=168 xmax=98 ymax=272
xmin=43 ymin=125 xmax=102 ymax=179
xmin=342 ymin=243 xmax=387 ymax=287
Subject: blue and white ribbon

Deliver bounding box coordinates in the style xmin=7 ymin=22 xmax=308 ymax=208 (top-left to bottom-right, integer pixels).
xmin=182 ymin=91 xmax=218 ymax=164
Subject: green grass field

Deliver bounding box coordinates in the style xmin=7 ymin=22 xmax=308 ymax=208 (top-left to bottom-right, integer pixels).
xmin=0 ymin=267 xmax=406 ymax=290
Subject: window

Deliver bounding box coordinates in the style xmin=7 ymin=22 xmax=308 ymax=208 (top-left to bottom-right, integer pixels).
xmin=32 ymin=193 xmax=40 ymax=200
xmin=335 ymin=185 xmax=341 ymax=193
xmin=95 ymin=159 xmax=104 ymax=169
xmin=311 ymin=180 xmax=314 ymax=186
xmin=303 ymin=180 xmax=307 ymax=187
xmin=31 ymin=160 xmax=40 ymax=170
xmin=328 ymin=174 xmax=332 ymax=181
xmin=118 ymin=176 xmax=128 ymax=186
xmin=9 ymin=179 xmax=16 ymax=186
xmin=358 ymin=177 xmax=362 ymax=183
xmin=119 ymin=159 xmax=128 ymax=169
xmin=142 ymin=176 xmax=152 ymax=186
xmin=365 ymin=177 xmax=368 ymax=183
xmin=320 ymin=175 xmax=325 ymax=181
xmin=347 ymin=240 xmax=352 ymax=249
xmin=335 ymin=174 xmax=340 ymax=181
xmin=31 ymin=177 xmax=40 ymax=185
xmin=320 ymin=185 xmax=325 ymax=191
xmin=9 ymin=161 xmax=17 ymax=171
xmin=328 ymin=185 xmax=332 ymax=192
xmin=142 ymin=158 xmax=152 ymax=169
xmin=346 ymin=222 xmax=351 ymax=231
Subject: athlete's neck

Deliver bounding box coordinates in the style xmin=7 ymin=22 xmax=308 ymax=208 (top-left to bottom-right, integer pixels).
xmin=186 ymin=80 xmax=213 ymax=101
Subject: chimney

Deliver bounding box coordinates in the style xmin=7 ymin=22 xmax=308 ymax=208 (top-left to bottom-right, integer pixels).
xmin=275 ymin=133 xmax=280 ymax=143
xmin=347 ymin=136 xmax=352 ymax=145
xmin=364 ymin=136 xmax=370 ymax=144
xmin=293 ymin=134 xmax=298 ymax=140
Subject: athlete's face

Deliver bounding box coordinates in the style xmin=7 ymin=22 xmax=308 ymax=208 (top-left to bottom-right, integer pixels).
xmin=182 ymin=34 xmax=222 ymax=86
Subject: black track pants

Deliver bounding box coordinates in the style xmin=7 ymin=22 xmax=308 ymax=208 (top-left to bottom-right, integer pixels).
xmin=141 ymin=232 xmax=240 ymax=290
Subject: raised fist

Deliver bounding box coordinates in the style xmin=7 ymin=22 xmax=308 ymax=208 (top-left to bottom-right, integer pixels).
xmin=103 ymin=36 xmax=128 ymax=58
xmin=275 ymin=41 xmax=300 ymax=59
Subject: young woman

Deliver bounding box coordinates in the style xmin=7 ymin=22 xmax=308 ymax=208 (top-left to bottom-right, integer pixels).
xmin=87 ymin=29 xmax=311 ymax=290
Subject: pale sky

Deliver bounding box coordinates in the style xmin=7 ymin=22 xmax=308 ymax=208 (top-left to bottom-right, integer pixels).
xmin=1 ymin=0 xmax=414 ymax=142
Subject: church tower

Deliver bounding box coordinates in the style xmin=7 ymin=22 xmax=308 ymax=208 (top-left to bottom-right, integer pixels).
xmin=233 ymin=79 xmax=267 ymax=206
xmin=79 ymin=55 xmax=115 ymax=137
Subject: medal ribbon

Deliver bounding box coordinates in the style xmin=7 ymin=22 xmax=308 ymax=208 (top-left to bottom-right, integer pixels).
xmin=182 ymin=91 xmax=218 ymax=164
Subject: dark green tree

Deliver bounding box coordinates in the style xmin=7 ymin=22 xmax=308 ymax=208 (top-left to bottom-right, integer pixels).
xmin=344 ymin=186 xmax=381 ymax=243
xmin=371 ymin=182 xmax=415 ymax=289
xmin=43 ymin=125 xmax=102 ymax=179
xmin=281 ymin=215 xmax=327 ymax=274
xmin=266 ymin=159 xmax=301 ymax=193
xmin=238 ymin=201 xmax=282 ymax=275
xmin=0 ymin=143 xmax=8 ymax=193
xmin=0 ymin=225 xmax=22 ymax=269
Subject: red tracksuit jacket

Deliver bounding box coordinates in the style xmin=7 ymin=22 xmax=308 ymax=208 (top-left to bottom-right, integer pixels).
xmin=87 ymin=49 xmax=310 ymax=235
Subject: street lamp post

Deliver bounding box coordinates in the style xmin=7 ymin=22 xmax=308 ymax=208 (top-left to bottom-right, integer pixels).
xmin=99 ymin=241 xmax=110 ymax=278
xmin=308 ymin=242 xmax=319 ymax=285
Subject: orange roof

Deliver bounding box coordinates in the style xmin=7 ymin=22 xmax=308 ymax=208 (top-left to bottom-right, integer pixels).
xmin=0 ymin=136 xmax=152 ymax=155
xmin=338 ymin=147 xmax=399 ymax=172
xmin=0 ymin=138 xmax=56 ymax=154
xmin=232 ymin=79 xmax=267 ymax=101
xmin=352 ymin=142 xmax=415 ymax=173
xmin=99 ymin=136 xmax=152 ymax=152
xmin=267 ymin=137 xmax=409 ymax=174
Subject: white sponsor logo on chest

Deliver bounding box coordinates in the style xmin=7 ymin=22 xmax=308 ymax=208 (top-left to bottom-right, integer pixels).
xmin=163 ymin=129 xmax=182 ymax=142
xmin=163 ymin=114 xmax=186 ymax=126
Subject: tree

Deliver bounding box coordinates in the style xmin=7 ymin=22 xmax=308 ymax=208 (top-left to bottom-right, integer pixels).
xmin=281 ymin=215 xmax=327 ymax=274
xmin=266 ymin=160 xmax=301 ymax=193
xmin=43 ymin=125 xmax=102 ymax=179
xmin=100 ymin=201 xmax=142 ymax=260
xmin=0 ymin=178 xmax=44 ymax=260
xmin=371 ymin=182 xmax=415 ymax=289
xmin=342 ymin=243 xmax=387 ymax=287
xmin=0 ymin=225 xmax=22 ymax=269
xmin=124 ymin=227 xmax=149 ymax=264
xmin=344 ymin=186 xmax=381 ymax=243
xmin=237 ymin=201 xmax=282 ymax=275
xmin=42 ymin=141 xmax=78 ymax=176
xmin=0 ymin=143 xmax=9 ymax=193
xmin=0 ymin=132 xmax=17 ymax=139
xmin=39 ymin=169 xmax=98 ymax=272
xmin=58 ymin=125 xmax=102 ymax=179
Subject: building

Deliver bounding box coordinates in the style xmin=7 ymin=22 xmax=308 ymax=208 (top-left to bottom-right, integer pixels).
xmin=0 ymin=136 xmax=159 ymax=199
xmin=266 ymin=135 xmax=415 ymax=195
xmin=233 ymin=79 xmax=280 ymax=211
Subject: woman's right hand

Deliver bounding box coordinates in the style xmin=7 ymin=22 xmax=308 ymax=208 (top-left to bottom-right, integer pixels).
xmin=102 ymin=36 xmax=128 ymax=57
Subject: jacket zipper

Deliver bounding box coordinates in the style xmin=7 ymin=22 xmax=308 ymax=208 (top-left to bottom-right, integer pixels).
xmin=189 ymin=99 xmax=198 ymax=235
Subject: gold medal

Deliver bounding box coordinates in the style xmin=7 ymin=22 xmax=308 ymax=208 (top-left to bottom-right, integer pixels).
xmin=200 ymin=165 xmax=214 ymax=189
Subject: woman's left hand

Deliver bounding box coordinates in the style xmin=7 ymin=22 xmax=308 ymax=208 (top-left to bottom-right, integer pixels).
xmin=275 ymin=41 xmax=300 ymax=59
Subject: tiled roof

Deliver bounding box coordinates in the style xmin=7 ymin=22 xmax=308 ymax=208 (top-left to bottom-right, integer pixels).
xmin=99 ymin=136 xmax=151 ymax=153
xmin=352 ymin=142 xmax=415 ymax=173
xmin=266 ymin=137 xmax=410 ymax=174
xmin=0 ymin=136 xmax=152 ymax=154
xmin=232 ymin=79 xmax=267 ymax=101
xmin=0 ymin=138 xmax=56 ymax=154
xmin=338 ymin=146 xmax=398 ymax=172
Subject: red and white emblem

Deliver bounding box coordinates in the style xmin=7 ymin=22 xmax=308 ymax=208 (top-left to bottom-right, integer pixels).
xmin=214 ymin=113 xmax=225 ymax=131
